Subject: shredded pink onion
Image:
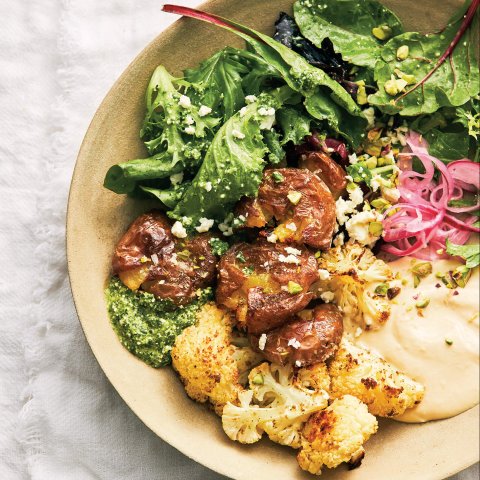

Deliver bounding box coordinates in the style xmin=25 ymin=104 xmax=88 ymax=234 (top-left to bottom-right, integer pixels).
xmin=382 ymin=131 xmax=479 ymax=260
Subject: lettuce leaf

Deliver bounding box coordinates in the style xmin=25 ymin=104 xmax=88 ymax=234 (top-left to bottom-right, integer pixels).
xmin=294 ymin=0 xmax=403 ymax=68
xmin=170 ymin=89 xmax=290 ymax=226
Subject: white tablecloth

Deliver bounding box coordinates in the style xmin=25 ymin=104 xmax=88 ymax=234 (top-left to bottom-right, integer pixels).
xmin=0 ymin=1 xmax=477 ymax=479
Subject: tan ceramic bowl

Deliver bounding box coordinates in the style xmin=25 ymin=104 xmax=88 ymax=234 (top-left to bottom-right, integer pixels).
xmin=67 ymin=1 xmax=479 ymax=478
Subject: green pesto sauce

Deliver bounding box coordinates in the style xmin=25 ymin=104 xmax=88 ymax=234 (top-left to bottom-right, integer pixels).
xmin=105 ymin=277 xmax=213 ymax=368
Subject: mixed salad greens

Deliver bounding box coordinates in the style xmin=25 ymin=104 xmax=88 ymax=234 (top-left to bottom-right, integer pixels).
xmin=105 ymin=0 xmax=479 ymax=265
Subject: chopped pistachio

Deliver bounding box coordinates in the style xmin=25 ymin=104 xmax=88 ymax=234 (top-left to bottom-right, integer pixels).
xmin=435 ymin=271 xmax=444 ymax=279
xmin=235 ymin=252 xmax=246 ymax=263
xmin=271 ymin=171 xmax=284 ymax=183
xmin=411 ymin=262 xmax=433 ymax=279
xmin=452 ymin=265 xmax=471 ymax=288
xmin=242 ymin=265 xmax=255 ymax=276
xmin=251 ymin=374 xmax=264 ymax=385
xmin=140 ymin=256 xmax=149 ymax=263
xmin=445 ymin=338 xmax=454 ymax=346
xmin=394 ymin=68 xmax=416 ymax=85
xmin=314 ymin=251 xmax=321 ymax=259
xmin=372 ymin=25 xmax=392 ymax=41
xmin=356 ymin=82 xmax=368 ymax=105
xmin=416 ymin=297 xmax=430 ymax=309
xmin=375 ymin=283 xmax=389 ymax=296
xmin=396 ymin=45 xmax=409 ymax=60
xmin=371 ymin=198 xmax=391 ymax=210
xmin=287 ymin=281 xmax=303 ymax=294
xmin=413 ymin=274 xmax=421 ymax=288
xmin=287 ymin=191 xmax=302 ymax=205
xmin=384 ymin=76 xmax=408 ymax=96
xmin=365 ymin=156 xmax=378 ymax=169
xmin=441 ymin=272 xmax=457 ymax=289
xmin=368 ymin=221 xmax=384 ymax=236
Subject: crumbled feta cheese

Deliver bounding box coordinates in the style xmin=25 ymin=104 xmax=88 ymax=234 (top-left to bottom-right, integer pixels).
xmin=158 ymin=279 xmax=166 ymax=285
xmin=171 ymin=221 xmax=188 ymax=239
xmin=370 ymin=174 xmax=382 ymax=192
xmin=263 ymin=261 xmax=269 ymax=268
xmin=287 ymin=338 xmax=302 ymax=349
xmin=185 ymin=115 xmax=195 ymax=125
xmin=320 ymin=291 xmax=335 ymax=303
xmin=179 ymin=95 xmax=191 ymax=108
xmin=266 ymin=233 xmax=278 ymax=243
xmin=204 ymin=181 xmax=212 ymax=192
xmin=345 ymin=210 xmax=382 ymax=246
xmin=318 ymin=269 xmax=330 ymax=281
xmin=185 ymin=126 xmax=196 ymax=135
xmin=333 ymin=232 xmax=345 ymax=247
xmin=170 ymin=253 xmax=178 ymax=265
xmin=295 ymin=360 xmax=303 ymax=368
xmin=245 ymin=95 xmax=257 ymax=104
xmin=335 ymin=197 xmax=355 ymax=226
xmin=285 ymin=246 xmax=302 ymax=256
xmin=348 ymin=153 xmax=358 ymax=164
xmin=278 ymin=254 xmax=301 ymax=265
xmin=285 ymin=222 xmax=297 ymax=232
xmin=170 ymin=172 xmax=184 ymax=186
xmin=363 ymin=107 xmax=376 ymax=129
xmin=355 ymin=327 xmax=363 ymax=337
xmin=258 ymin=334 xmax=267 ymax=351
xmin=195 ymin=218 xmax=215 ymax=233
xmin=239 ymin=106 xmax=248 ymax=117
xmin=349 ymin=186 xmax=364 ymax=206
xmin=198 ymin=105 xmax=212 ymax=117
xmin=258 ymin=107 xmax=276 ymax=116
xmin=151 ymin=253 xmax=159 ymax=265
xmin=232 ymin=129 xmax=246 ymax=140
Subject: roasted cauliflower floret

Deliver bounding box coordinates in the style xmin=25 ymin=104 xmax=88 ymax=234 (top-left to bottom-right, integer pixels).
xmin=222 ymin=362 xmax=328 ymax=447
xmin=328 ymin=339 xmax=425 ymax=417
xmin=172 ymin=303 xmax=262 ymax=415
xmin=295 ymin=362 xmax=331 ymax=393
xmin=297 ymin=395 xmax=378 ymax=475
xmin=317 ymin=243 xmax=397 ymax=330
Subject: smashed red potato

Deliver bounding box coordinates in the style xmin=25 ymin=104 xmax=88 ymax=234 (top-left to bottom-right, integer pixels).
xmin=112 ymin=211 xmax=216 ymax=305
xmin=236 ymin=168 xmax=336 ymax=250
xmin=298 ymin=151 xmax=347 ymax=200
xmin=216 ymin=241 xmax=319 ymax=333
xmin=249 ymin=304 xmax=344 ymax=368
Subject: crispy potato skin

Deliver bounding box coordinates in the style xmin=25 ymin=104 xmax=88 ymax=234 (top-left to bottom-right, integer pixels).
xmin=112 ymin=211 xmax=216 ymax=305
xmin=298 ymin=151 xmax=347 ymax=200
xmin=236 ymin=168 xmax=336 ymax=250
xmin=216 ymin=241 xmax=319 ymax=332
xmin=249 ymin=304 xmax=344 ymax=367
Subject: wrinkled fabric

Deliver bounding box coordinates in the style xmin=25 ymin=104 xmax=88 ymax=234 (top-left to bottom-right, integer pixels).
xmin=0 ymin=0 xmax=477 ymax=479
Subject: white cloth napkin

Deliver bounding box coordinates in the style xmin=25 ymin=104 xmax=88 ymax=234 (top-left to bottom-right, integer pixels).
xmin=0 ymin=1 xmax=477 ymax=479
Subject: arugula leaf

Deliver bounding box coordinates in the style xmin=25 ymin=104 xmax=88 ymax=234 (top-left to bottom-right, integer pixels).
xmin=170 ymin=90 xmax=288 ymax=226
xmin=140 ymin=183 xmax=190 ymax=209
xmin=446 ymin=239 xmax=480 ymax=268
xmin=455 ymin=97 xmax=480 ymax=140
xmin=294 ymin=0 xmax=404 ymax=68
xmin=368 ymin=2 xmax=480 ymax=116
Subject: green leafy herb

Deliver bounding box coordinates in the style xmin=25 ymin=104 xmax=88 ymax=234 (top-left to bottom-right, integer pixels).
xmin=294 ymin=0 xmax=404 ymax=68
xmin=236 ymin=251 xmax=247 ymax=263
xmin=446 ymin=239 xmax=480 ymax=269
xmin=209 ymin=237 xmax=230 ymax=256
xmin=369 ymin=1 xmax=480 ymax=116
xmin=242 ymin=265 xmax=255 ymax=276
xmin=276 ymin=106 xmax=312 ymax=145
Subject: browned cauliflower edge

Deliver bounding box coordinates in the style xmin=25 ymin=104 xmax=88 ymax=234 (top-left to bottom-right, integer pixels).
xmin=328 ymin=339 xmax=425 ymax=417
xmin=171 ymin=303 xmax=262 ymax=415
xmin=297 ymin=395 xmax=378 ymax=475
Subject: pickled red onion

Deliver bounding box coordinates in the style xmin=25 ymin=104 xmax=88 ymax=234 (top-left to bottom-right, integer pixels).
xmin=381 ymin=131 xmax=479 ymax=259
